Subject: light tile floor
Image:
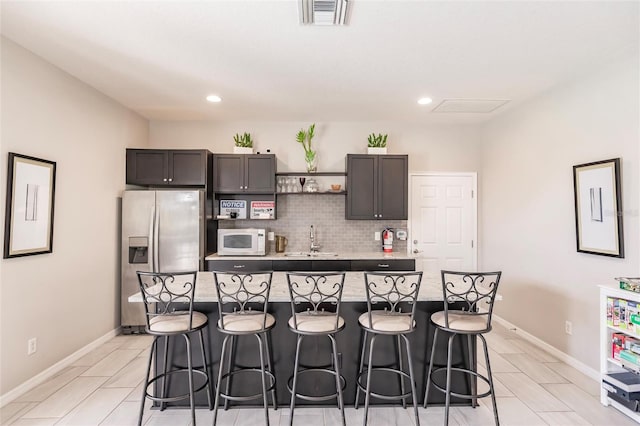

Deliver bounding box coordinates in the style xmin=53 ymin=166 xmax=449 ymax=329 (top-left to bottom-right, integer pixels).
xmin=1 ymin=323 xmax=636 ymax=425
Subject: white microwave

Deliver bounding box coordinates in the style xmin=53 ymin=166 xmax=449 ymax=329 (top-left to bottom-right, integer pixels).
xmin=217 ymin=228 xmax=266 ymax=256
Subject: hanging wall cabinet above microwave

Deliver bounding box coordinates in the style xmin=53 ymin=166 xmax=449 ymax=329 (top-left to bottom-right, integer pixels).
xmin=213 ymin=154 xmax=276 ymax=193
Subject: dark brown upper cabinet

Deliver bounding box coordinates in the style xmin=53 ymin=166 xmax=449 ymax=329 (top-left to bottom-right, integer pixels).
xmin=126 ymin=149 xmax=210 ymax=186
xmin=346 ymin=154 xmax=408 ymax=220
xmin=213 ymin=154 xmax=276 ymax=193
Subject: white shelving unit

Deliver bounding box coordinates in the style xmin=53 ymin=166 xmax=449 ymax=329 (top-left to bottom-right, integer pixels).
xmin=599 ymin=284 xmax=640 ymax=423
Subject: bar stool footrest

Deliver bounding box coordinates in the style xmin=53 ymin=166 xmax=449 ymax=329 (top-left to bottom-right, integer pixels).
xmin=287 ymin=368 xmax=346 ymax=402
xmin=356 ymin=367 xmax=414 ymax=401
xmin=430 ymin=366 xmax=492 ymax=400
xmin=218 ymin=368 xmax=276 ymax=402
xmin=145 ymin=368 xmax=210 ymax=404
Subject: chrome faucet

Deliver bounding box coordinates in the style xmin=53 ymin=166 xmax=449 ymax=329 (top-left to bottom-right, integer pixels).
xmin=310 ymin=225 xmax=321 ymax=253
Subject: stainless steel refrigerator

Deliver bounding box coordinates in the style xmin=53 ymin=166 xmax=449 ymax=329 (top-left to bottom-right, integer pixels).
xmin=121 ymin=190 xmax=205 ymax=331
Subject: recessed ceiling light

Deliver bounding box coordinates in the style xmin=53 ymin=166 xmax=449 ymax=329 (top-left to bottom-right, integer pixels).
xmin=206 ymin=95 xmax=222 ymax=103
xmin=417 ymin=97 xmax=433 ymax=105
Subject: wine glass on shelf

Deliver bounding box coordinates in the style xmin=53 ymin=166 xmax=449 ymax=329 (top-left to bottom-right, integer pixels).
xmin=299 ymin=176 xmax=306 ymax=192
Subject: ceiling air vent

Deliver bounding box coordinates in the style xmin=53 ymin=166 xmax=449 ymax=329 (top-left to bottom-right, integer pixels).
xmin=299 ymin=0 xmax=350 ymax=25
xmin=432 ymin=99 xmax=510 ymax=113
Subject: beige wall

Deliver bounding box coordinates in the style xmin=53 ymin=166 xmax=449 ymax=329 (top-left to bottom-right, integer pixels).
xmin=149 ymin=121 xmax=482 ymax=174
xmin=480 ymin=54 xmax=640 ymax=370
xmin=0 ymin=38 xmax=149 ymax=394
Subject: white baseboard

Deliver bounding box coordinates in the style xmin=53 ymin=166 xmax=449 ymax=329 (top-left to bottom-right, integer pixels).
xmin=0 ymin=327 xmax=121 ymax=407
xmin=492 ymin=315 xmax=599 ymax=381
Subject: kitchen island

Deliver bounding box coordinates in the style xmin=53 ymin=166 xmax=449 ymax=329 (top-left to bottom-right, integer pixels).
xmin=129 ymin=253 xmax=476 ymax=408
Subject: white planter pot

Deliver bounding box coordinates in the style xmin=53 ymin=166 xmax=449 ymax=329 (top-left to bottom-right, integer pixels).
xmin=233 ymin=146 xmax=254 ymax=154
xmin=367 ymin=147 xmax=387 ymax=155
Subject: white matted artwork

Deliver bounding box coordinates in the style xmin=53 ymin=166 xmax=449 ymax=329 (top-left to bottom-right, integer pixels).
xmin=573 ymin=158 xmax=623 ymax=258
xmin=3 ymin=153 xmax=57 ymax=258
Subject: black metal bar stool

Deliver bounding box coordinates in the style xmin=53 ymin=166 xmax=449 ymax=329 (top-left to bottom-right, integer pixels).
xmin=423 ymin=270 xmax=502 ymax=426
xmin=136 ymin=271 xmax=213 ymax=426
xmin=355 ymin=271 xmax=423 ymax=426
xmin=286 ymin=272 xmax=347 ymax=426
xmin=212 ymin=271 xmax=277 ymax=426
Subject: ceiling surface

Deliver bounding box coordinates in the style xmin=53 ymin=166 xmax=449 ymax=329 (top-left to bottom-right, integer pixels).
xmin=1 ymin=1 xmax=638 ymax=123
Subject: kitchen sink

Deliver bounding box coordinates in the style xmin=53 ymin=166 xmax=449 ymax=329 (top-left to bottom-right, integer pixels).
xmin=284 ymin=252 xmax=310 ymax=257
xmin=284 ymin=252 xmax=338 ymax=257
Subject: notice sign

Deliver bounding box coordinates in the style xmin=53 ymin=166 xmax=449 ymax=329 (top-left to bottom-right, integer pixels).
xmin=220 ymin=200 xmax=247 ymax=219
xmin=250 ymin=201 xmax=275 ymax=219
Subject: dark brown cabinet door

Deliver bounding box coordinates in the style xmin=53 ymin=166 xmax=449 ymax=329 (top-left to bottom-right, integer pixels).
xmin=378 ymin=155 xmax=408 ymax=220
xmin=346 ymin=154 xmax=407 ymax=220
xmin=127 ymin=149 xmax=208 ymax=186
xmin=169 ymin=151 xmax=208 ymax=185
xmin=213 ymin=155 xmax=244 ymax=192
xmin=214 ymin=154 xmax=275 ymax=193
xmin=346 ymin=155 xmax=377 ymax=219
xmin=126 ymin=149 xmax=168 ymax=185
xmin=246 ymin=155 xmax=276 ymax=192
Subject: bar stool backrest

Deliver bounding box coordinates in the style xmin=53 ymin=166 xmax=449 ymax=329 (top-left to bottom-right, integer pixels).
xmin=213 ymin=271 xmax=273 ymax=331
xmin=363 ymin=272 xmax=423 ymax=330
xmin=440 ymin=270 xmax=502 ymax=330
xmin=137 ymin=271 xmax=198 ymax=331
xmin=286 ymin=272 xmax=346 ymax=333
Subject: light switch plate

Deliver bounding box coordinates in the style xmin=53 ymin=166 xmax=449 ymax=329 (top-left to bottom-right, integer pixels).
xmin=374 ymin=232 xmax=381 ymax=241
xmin=267 ymin=232 xmax=275 ymax=241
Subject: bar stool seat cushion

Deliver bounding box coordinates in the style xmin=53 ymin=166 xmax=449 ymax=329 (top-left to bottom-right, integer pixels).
xmin=149 ymin=311 xmax=208 ymax=333
xmin=288 ymin=312 xmax=345 ymax=333
xmin=218 ymin=312 xmax=276 ymax=332
xmin=431 ymin=311 xmax=488 ymax=332
xmin=358 ymin=311 xmax=414 ymax=332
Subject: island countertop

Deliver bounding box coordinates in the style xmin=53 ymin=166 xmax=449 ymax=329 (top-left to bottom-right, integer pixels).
xmin=128 ymin=271 xmax=444 ymax=303
xmin=204 ymin=251 xmax=416 ymax=261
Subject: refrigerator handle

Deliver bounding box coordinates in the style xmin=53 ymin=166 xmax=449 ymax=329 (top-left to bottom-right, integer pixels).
xmin=148 ymin=206 xmax=156 ymax=272
xmin=154 ymin=206 xmax=160 ymax=272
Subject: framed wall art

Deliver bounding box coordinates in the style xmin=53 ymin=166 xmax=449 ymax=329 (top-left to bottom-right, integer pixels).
xmin=573 ymin=158 xmax=623 ymax=258
xmin=3 ymin=153 xmax=57 ymax=258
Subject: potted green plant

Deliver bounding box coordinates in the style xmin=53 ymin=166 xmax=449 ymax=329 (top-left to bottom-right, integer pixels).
xmin=367 ymin=133 xmax=388 ymax=154
xmin=233 ymin=132 xmax=254 ymax=154
xmin=296 ymin=123 xmax=317 ymax=172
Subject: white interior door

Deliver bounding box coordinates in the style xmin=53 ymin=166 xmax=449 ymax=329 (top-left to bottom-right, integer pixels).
xmin=410 ymin=174 xmax=477 ymax=278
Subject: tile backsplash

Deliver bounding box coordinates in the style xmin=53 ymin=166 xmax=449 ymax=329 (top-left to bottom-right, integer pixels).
xmin=218 ymin=194 xmax=407 ymax=254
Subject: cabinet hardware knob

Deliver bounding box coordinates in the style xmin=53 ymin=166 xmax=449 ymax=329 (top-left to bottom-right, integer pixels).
xmin=168 ymin=178 xmax=173 ymax=182
xmin=233 ymin=265 xmax=245 ymax=269
xmin=377 ymin=264 xmax=389 ymax=268
xmin=374 ymin=214 xmax=378 ymax=218
xmin=163 ymin=178 xmax=168 ymax=182
xmin=413 ymin=249 xmax=421 ymax=254
xmin=413 ymin=240 xmax=418 ymax=244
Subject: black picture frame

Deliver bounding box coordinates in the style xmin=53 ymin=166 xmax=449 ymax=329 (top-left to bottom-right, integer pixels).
xmin=573 ymin=158 xmax=624 ymax=258
xmin=3 ymin=152 xmax=57 ymax=258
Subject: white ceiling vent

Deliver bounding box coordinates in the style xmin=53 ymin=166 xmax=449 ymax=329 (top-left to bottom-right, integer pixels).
xmin=299 ymin=0 xmax=350 ymax=25
xmin=432 ymin=99 xmax=510 ymax=113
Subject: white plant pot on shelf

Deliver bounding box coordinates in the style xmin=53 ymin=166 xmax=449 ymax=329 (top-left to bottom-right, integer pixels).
xmin=233 ymin=146 xmax=254 ymax=154
xmin=367 ymin=147 xmax=387 ymax=155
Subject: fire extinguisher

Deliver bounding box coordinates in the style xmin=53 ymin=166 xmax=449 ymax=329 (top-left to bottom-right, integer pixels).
xmin=382 ymin=228 xmax=394 ymax=253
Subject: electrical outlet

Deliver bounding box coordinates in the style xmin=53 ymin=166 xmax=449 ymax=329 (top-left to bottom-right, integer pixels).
xmin=27 ymin=338 xmax=37 ymax=355
xmin=374 ymin=232 xmax=381 ymax=241
xmin=565 ymin=321 xmax=572 ymax=335
xmin=267 ymin=232 xmax=275 ymax=241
